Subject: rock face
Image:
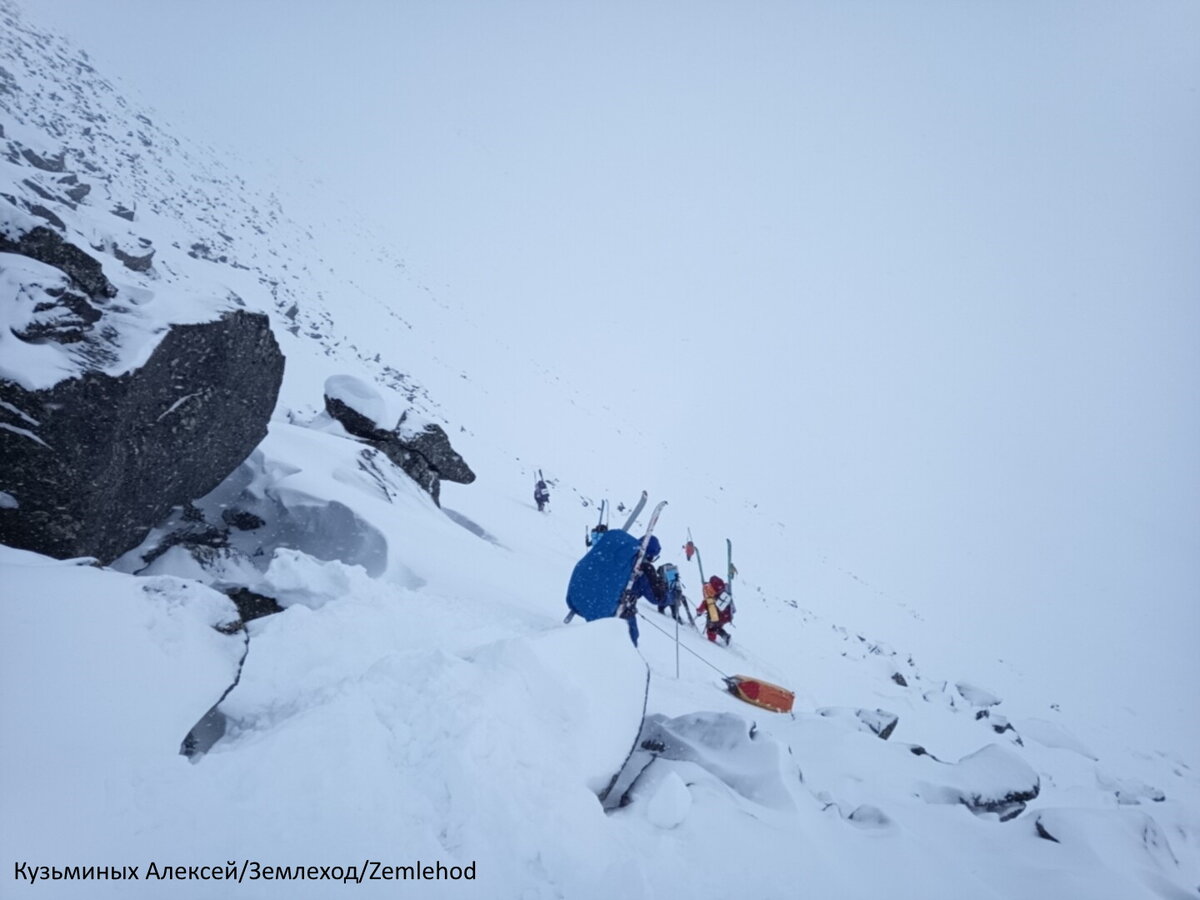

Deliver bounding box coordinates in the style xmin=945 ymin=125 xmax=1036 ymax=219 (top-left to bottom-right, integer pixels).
xmin=324 ymin=381 xmax=475 ymax=506
xmin=0 ymin=225 xmax=117 ymax=300
xmin=0 ymin=310 xmax=285 ymax=562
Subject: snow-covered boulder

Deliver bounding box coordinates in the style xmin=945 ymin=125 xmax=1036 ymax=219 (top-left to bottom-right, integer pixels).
xmin=323 ymin=373 xmax=475 ymax=505
xmin=915 ymin=743 xmax=1040 ymax=821
xmin=0 ymin=545 xmax=244 ymax=858
xmin=0 ymin=224 xmax=115 ymax=301
xmin=817 ymin=706 xmax=899 ymax=740
xmin=607 ymin=711 xmax=799 ymax=813
xmin=0 ymin=309 xmax=284 ymax=562
xmin=956 ymin=680 xmax=1003 ymax=708
xmin=323 ymin=373 xmax=393 ymax=437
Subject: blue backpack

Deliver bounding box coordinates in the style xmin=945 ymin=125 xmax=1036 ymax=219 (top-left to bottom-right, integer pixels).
xmin=564 ymin=530 xmax=641 ymax=621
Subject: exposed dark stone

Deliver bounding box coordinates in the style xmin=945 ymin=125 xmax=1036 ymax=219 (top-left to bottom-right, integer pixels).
xmin=891 ymin=672 xmax=908 ymax=687
xmin=223 ymin=586 xmax=283 ymax=622
xmin=64 ymin=182 xmax=91 ymax=204
xmin=978 ymin=799 xmax=1029 ymax=822
xmin=0 ymin=310 xmax=285 ymax=562
xmin=11 ymin=285 xmax=102 ymax=343
xmin=180 ymin=501 xmax=206 ymax=523
xmin=323 ymin=392 xmax=475 ymax=506
xmin=222 ymin=508 xmax=266 ymax=532
xmin=1035 ymin=817 xmax=1060 ymax=843
xmin=112 ymin=243 xmax=154 ymax=272
xmin=0 ymin=224 xmax=116 ymax=299
xmin=399 ymin=419 xmax=476 ymax=485
xmin=28 ymin=204 xmax=65 ymax=229
xmin=861 ymin=709 xmax=898 ymax=740
xmin=379 ymin=442 xmax=442 ymax=503
xmin=325 ymin=395 xmax=389 ymax=442
xmin=21 ymin=177 xmax=61 ymax=204
xmin=20 ymin=147 xmax=66 ymax=172
xmin=138 ymin=518 xmax=228 ymax=569
xmin=110 ymin=204 xmax=135 ymax=221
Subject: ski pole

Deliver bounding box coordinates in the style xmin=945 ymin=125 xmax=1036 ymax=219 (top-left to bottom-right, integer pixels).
xmin=675 ymin=609 xmax=680 ymax=679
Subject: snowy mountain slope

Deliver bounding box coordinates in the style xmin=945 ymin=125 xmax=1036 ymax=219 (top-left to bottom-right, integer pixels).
xmin=2 ymin=3 xmax=1199 ymax=898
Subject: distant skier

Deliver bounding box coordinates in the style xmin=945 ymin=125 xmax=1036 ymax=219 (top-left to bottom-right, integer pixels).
xmin=534 ymin=477 xmax=550 ymax=513
xmin=697 ymin=575 xmax=734 ymax=645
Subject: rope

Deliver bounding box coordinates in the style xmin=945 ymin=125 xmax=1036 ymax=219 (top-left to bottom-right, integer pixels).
xmin=636 ymin=609 xmax=732 ymax=679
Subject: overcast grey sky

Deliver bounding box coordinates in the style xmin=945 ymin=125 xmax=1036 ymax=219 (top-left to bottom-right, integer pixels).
xmin=21 ymin=1 xmax=1200 ymax=706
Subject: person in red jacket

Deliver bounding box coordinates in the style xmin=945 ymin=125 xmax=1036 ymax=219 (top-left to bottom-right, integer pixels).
xmin=697 ymin=575 xmax=733 ymax=645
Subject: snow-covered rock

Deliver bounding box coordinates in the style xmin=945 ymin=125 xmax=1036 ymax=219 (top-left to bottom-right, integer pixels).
xmin=323 ymin=373 xmax=475 ymax=504
xmin=956 ymin=681 xmax=1003 ymax=708
xmin=0 ymin=544 xmax=244 ymax=856
xmin=645 ymin=770 xmax=693 ymax=829
xmin=915 ymin=743 xmax=1040 ymax=821
xmin=0 ymin=309 xmax=283 ymax=562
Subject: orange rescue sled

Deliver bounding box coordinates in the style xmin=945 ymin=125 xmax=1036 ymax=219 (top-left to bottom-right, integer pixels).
xmin=725 ymin=675 xmax=795 ymax=714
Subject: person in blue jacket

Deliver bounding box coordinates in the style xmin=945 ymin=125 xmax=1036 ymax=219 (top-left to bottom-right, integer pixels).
xmin=617 ymin=535 xmax=666 ymax=646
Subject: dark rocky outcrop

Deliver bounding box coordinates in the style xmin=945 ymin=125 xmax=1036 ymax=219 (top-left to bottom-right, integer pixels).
xmin=11 ymin=284 xmax=102 ymax=343
xmin=324 ymin=392 xmax=475 ymax=506
xmin=223 ymin=586 xmax=283 ymax=622
xmin=0 ymin=224 xmax=116 ymax=299
xmin=0 ymin=310 xmax=285 ymax=562
xmin=324 ymin=394 xmax=387 ymax=442
xmin=397 ymin=419 xmax=475 ymax=485
xmin=20 ymin=147 xmax=66 ymax=172
xmin=112 ymin=242 xmax=155 ymax=272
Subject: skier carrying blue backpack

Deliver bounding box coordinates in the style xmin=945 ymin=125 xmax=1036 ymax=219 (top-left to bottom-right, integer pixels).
xmin=563 ymin=495 xmax=669 ymax=647
xmin=618 ymin=535 xmax=667 ymax=646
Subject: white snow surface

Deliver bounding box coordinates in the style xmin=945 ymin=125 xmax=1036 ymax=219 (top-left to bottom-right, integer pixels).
xmin=323 ymin=374 xmax=395 ymax=432
xmin=1 ymin=3 xmax=1198 ymax=899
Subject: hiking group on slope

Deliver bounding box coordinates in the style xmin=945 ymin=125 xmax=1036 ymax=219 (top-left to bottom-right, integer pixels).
xmin=620 ymin=534 xmax=736 ymax=647
xmin=562 ymin=490 xmax=737 ymax=648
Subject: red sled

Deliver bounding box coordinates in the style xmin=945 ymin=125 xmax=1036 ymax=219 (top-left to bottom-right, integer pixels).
xmin=725 ymin=675 xmax=795 ymax=714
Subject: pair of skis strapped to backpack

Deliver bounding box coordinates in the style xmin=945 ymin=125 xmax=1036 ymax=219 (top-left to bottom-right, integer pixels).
xmin=564 ymin=494 xmax=667 ymax=628
xmin=686 ymin=531 xmax=736 ymax=630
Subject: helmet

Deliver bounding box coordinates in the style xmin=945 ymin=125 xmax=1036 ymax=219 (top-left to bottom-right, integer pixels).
xmin=644 ymin=535 xmax=661 ymax=561
xmin=708 ymin=575 xmax=726 ymax=592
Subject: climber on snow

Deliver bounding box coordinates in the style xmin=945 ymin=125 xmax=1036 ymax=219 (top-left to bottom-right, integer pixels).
xmin=618 ymin=535 xmax=665 ymax=646
xmin=698 ymin=575 xmax=734 ymax=645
